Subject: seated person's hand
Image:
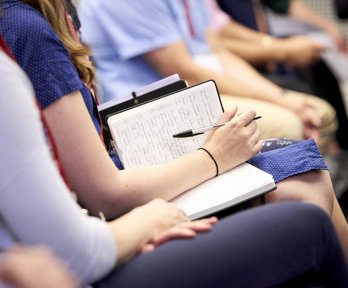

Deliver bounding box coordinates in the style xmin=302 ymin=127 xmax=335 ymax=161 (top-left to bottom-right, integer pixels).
xmin=324 ymin=23 xmax=348 ymax=53
xmin=278 ymin=36 xmax=325 ymax=68
xmin=279 ymin=91 xmax=321 ymax=141
xmin=203 ymin=106 xmax=262 ymax=174
xmin=0 ymin=246 xmax=79 ymax=288
xmin=109 ymin=199 xmax=192 ymax=264
xmin=141 ymin=216 xmax=218 ymax=253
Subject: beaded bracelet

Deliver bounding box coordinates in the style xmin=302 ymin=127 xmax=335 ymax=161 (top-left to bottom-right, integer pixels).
xmin=198 ymin=147 xmax=219 ymax=177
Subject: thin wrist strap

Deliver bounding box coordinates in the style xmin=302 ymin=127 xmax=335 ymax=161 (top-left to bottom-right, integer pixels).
xmin=198 ymin=147 xmax=219 ymax=177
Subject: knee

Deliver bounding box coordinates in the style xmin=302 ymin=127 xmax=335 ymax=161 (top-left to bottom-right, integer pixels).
xmin=282 ymin=202 xmax=330 ymax=224
xmin=269 ymin=170 xmax=335 ymax=216
xmin=221 ymin=95 xmax=304 ymax=140
xmin=307 ymin=96 xmax=338 ymax=133
xmin=261 ymin=202 xmax=332 ymax=233
xmin=312 ymin=97 xmax=337 ymax=125
xmin=258 ymin=109 xmax=303 ymax=140
xmin=312 ymin=170 xmax=335 ymax=215
xmin=281 ymin=202 xmax=333 ymax=235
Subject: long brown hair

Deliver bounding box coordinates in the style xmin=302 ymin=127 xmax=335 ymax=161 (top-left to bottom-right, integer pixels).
xmin=22 ymin=0 xmax=95 ymax=85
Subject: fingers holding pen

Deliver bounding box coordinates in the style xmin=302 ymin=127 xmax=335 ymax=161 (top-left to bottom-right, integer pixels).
xmin=233 ymin=110 xmax=257 ymax=127
xmin=204 ymin=109 xmax=261 ymax=174
xmin=215 ymin=105 xmax=238 ymax=125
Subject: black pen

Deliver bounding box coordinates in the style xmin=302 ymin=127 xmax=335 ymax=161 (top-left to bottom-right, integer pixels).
xmin=173 ymin=116 xmax=262 ymax=138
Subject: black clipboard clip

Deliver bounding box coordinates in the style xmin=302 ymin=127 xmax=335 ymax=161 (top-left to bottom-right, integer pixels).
xmin=131 ymin=91 xmax=139 ymax=104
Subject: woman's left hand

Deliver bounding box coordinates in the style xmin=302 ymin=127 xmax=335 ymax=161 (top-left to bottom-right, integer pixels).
xmin=141 ymin=217 xmax=218 ymax=253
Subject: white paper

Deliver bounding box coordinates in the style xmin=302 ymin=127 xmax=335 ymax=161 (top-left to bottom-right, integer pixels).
xmin=108 ymin=81 xmax=222 ymax=168
xmin=98 ymin=74 xmax=181 ymax=111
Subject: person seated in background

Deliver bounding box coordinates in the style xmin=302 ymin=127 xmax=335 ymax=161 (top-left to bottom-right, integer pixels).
xmin=216 ymin=0 xmax=348 ymax=198
xmin=266 ymin=0 xmax=347 ymax=53
xmin=1 ymin=43 xmax=348 ymax=288
xmin=2 ymin=0 xmax=348 ymax=262
xmin=216 ymin=0 xmax=348 ymax=154
xmin=0 ymin=246 xmax=79 ymax=288
xmin=78 ymin=0 xmax=338 ymax=156
xmin=207 ymin=0 xmax=323 ymax=92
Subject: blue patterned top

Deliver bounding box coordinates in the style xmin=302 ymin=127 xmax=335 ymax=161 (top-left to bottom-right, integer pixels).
xmin=0 ymin=0 xmax=123 ymax=168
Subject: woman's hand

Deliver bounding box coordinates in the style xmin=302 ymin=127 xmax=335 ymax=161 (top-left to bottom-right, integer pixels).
xmin=109 ymin=199 xmax=190 ymax=265
xmin=0 ymin=246 xmax=79 ymax=288
xmin=203 ymin=106 xmax=262 ymax=174
xmin=279 ymin=91 xmax=321 ymax=141
xmin=141 ymin=217 xmax=218 ymax=253
xmin=278 ymin=36 xmax=325 ymax=68
xmin=325 ymin=23 xmax=348 ymax=53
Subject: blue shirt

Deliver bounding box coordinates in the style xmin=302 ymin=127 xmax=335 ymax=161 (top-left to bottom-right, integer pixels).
xmin=79 ymin=0 xmax=211 ymax=102
xmin=0 ymin=0 xmax=100 ymax=129
xmin=0 ymin=0 xmax=123 ymax=168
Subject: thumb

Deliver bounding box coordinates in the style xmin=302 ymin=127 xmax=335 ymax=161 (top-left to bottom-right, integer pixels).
xmin=217 ymin=105 xmax=238 ymax=124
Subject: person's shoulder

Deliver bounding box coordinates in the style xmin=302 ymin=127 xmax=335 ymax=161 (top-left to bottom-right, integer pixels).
xmin=98 ymin=0 xmax=170 ymax=16
xmin=1 ymin=2 xmax=58 ymax=43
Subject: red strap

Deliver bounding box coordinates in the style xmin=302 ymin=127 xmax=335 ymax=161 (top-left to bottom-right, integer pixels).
xmin=0 ymin=37 xmax=15 ymax=60
xmin=183 ymin=0 xmax=195 ymax=38
xmin=0 ymin=36 xmax=72 ymax=190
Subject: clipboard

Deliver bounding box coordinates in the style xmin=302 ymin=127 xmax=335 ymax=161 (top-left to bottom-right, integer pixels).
xmin=106 ymin=80 xmax=224 ymax=168
xmin=99 ymin=79 xmax=188 ymax=150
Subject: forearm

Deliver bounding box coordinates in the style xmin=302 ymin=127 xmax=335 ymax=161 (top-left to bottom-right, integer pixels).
xmin=92 ymin=149 xmax=216 ymax=219
xmin=220 ymin=20 xmax=267 ymax=42
xmin=215 ymin=51 xmax=284 ymax=102
xmin=175 ymin=60 xmax=282 ymax=105
xmin=289 ymin=0 xmax=335 ymax=32
xmin=219 ymin=37 xmax=285 ymax=64
xmin=145 ymin=41 xmax=280 ymax=101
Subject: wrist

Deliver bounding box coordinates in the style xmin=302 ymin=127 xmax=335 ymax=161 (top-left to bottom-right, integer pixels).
xmin=273 ymin=40 xmax=291 ymax=62
xmin=198 ymin=147 xmax=219 ymax=177
xmin=260 ymin=35 xmax=274 ymax=47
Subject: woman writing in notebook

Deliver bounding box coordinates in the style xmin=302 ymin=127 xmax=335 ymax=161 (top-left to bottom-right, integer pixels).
xmin=1 ymin=39 xmax=347 ymax=286
xmin=1 ymin=0 xmax=348 ymax=262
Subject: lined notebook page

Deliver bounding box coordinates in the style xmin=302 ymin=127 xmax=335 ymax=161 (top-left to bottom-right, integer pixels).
xmin=108 ymin=81 xmax=223 ymax=168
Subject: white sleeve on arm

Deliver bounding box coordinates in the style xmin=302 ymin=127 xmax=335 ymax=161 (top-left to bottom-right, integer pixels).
xmin=0 ymin=51 xmax=117 ymax=284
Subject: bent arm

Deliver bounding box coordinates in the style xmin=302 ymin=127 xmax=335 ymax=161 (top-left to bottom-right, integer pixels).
xmin=289 ymin=0 xmax=346 ymax=51
xmin=44 ymin=90 xmax=261 ymax=219
xmin=44 ymin=92 xmax=218 ymax=218
xmin=0 ymin=54 xmax=116 ymax=284
xmin=218 ymin=35 xmax=285 ymax=64
xmin=218 ymin=19 xmax=323 ymax=67
xmin=219 ymin=19 xmax=268 ymax=42
xmin=145 ymin=40 xmax=283 ymax=103
xmin=289 ymin=0 xmax=337 ymax=32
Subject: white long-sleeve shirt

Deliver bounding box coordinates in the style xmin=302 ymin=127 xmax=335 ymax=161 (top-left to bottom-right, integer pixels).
xmin=0 ymin=50 xmax=117 ymax=285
